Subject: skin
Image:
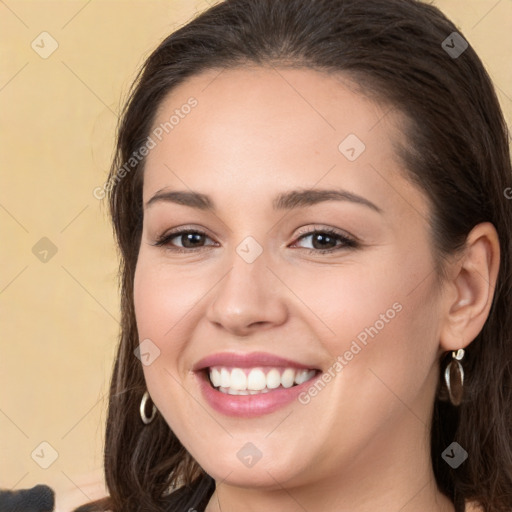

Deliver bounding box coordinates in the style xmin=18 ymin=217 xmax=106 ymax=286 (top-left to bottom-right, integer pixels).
xmin=133 ymin=66 xmax=499 ymax=512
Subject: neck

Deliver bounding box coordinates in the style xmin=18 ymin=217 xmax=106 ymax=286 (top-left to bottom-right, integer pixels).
xmin=206 ymin=481 xmax=455 ymax=512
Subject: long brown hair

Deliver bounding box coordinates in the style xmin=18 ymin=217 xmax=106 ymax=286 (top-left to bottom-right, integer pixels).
xmin=74 ymin=0 xmax=512 ymax=510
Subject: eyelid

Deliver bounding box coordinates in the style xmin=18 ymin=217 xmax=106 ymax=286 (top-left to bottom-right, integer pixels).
xmin=291 ymin=225 xmax=358 ymax=251
xmin=152 ymin=224 xmax=358 ymax=254
xmin=152 ymin=225 xmax=218 ymax=247
xmin=293 ymin=224 xmax=356 ymax=241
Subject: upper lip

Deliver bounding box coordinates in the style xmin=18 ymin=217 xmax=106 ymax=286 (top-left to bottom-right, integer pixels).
xmin=193 ymin=351 xmax=320 ymax=371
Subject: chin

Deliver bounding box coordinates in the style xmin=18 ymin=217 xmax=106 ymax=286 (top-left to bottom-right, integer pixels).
xmin=196 ymin=445 xmax=310 ymax=490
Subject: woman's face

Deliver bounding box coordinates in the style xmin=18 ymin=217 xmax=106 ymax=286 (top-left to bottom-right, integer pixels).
xmin=134 ymin=67 xmax=447 ymax=489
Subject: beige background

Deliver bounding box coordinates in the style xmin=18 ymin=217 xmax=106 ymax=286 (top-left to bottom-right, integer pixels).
xmin=1 ymin=1 xmax=511 ymax=511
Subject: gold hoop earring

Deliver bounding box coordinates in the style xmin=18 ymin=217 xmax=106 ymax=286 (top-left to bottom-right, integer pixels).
xmin=444 ymin=349 xmax=465 ymax=406
xmin=140 ymin=391 xmax=157 ymax=425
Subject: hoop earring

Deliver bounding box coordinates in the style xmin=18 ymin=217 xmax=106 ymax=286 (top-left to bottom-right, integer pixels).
xmin=444 ymin=348 xmax=465 ymax=406
xmin=140 ymin=391 xmax=157 ymax=425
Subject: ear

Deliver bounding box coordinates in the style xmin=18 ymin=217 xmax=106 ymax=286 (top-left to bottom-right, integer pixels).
xmin=439 ymin=222 xmax=500 ymax=352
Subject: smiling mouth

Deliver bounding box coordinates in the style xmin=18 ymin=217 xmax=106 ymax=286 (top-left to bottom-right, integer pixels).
xmin=205 ymin=366 xmax=320 ymax=395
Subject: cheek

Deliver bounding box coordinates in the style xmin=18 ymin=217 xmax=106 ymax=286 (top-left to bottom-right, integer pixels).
xmin=133 ymin=254 xmax=206 ymax=345
xmin=133 ymin=256 xmax=191 ymax=402
xmin=133 ymin=256 xmax=205 ymax=418
xmin=276 ymin=249 xmax=403 ymax=349
xmin=132 ymin=249 xmax=219 ymax=419
xmin=297 ymin=247 xmax=440 ymax=410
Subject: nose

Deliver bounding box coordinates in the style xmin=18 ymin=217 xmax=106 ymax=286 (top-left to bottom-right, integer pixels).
xmin=205 ymin=249 xmax=288 ymax=336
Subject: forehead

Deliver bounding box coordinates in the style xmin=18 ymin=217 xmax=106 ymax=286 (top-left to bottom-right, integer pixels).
xmin=142 ymin=66 xmax=426 ymax=221
xmin=150 ymin=66 xmax=399 ymax=151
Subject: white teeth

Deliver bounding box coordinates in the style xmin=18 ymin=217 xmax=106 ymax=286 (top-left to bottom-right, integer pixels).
xmin=247 ymin=368 xmax=267 ymax=390
xmin=266 ymin=368 xmax=281 ymax=389
xmin=295 ymin=369 xmax=316 ymax=385
xmin=281 ymin=368 xmax=295 ymax=388
xmin=230 ymin=368 xmax=247 ymax=390
xmin=220 ymin=368 xmax=230 ymax=388
xmin=208 ymin=366 xmax=317 ymax=395
xmin=220 ymin=387 xmax=252 ymax=395
xmin=210 ymin=367 xmax=221 ymax=387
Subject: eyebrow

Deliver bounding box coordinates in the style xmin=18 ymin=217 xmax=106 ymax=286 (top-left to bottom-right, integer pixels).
xmin=145 ymin=188 xmax=383 ymax=213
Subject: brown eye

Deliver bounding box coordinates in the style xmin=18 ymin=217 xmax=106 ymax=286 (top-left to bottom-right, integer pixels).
xmin=175 ymin=232 xmax=208 ymax=249
xmin=153 ymin=229 xmax=216 ymax=252
xmin=299 ymin=232 xmax=339 ymax=250
xmin=292 ymin=227 xmax=358 ymax=254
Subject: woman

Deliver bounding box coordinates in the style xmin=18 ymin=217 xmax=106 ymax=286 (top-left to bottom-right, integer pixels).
xmin=75 ymin=0 xmax=512 ymax=510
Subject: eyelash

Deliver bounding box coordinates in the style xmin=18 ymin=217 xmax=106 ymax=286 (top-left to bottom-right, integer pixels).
xmin=152 ymin=225 xmax=358 ymax=255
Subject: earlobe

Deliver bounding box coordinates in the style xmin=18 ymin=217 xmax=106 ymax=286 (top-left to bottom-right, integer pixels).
xmin=439 ymin=222 xmax=500 ymax=352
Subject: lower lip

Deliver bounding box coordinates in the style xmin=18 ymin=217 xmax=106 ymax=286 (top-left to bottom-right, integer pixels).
xmin=195 ymin=370 xmax=320 ymax=418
